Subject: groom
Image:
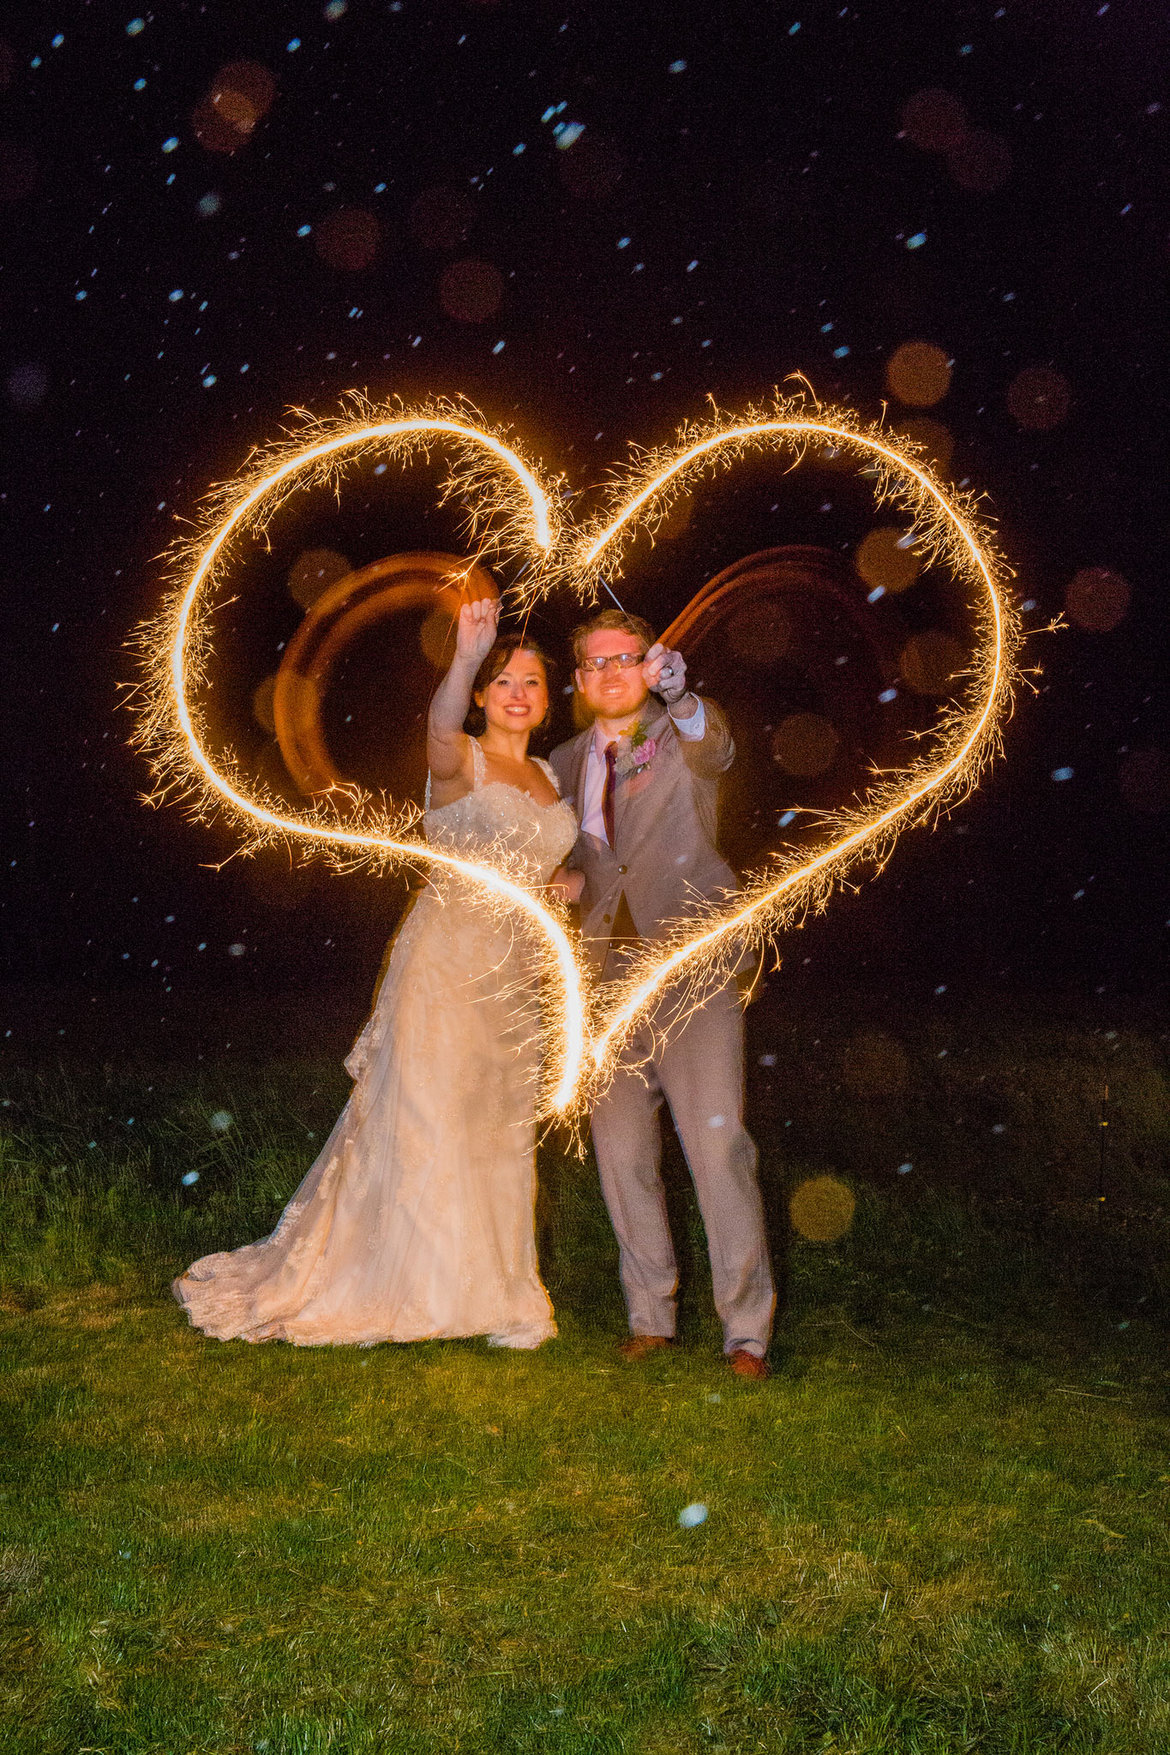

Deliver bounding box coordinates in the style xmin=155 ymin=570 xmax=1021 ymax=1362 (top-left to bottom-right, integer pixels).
xmin=550 ymin=609 xmax=775 ymax=1380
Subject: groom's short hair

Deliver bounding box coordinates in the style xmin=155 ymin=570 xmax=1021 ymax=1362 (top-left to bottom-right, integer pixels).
xmin=571 ymin=608 xmax=657 ymax=668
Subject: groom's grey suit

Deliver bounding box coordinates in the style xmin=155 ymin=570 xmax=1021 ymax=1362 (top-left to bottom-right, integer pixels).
xmin=550 ymin=699 xmax=775 ymax=1358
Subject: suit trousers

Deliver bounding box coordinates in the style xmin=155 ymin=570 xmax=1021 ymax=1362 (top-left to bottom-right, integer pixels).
xmin=590 ymin=977 xmax=775 ymax=1357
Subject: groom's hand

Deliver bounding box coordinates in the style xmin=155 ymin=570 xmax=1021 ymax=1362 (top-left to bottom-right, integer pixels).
xmin=642 ymin=642 xmax=690 ymax=705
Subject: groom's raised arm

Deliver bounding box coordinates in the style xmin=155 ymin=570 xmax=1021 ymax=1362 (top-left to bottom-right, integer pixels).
xmin=673 ymin=695 xmax=734 ymax=777
xmin=643 ymin=643 xmax=734 ymax=778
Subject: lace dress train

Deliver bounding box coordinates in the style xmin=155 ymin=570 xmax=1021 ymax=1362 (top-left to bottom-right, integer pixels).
xmin=173 ymin=750 xmax=577 ymax=1347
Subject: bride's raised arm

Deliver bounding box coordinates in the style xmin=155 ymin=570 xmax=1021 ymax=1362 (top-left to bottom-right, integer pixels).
xmin=426 ymin=595 xmax=500 ymax=802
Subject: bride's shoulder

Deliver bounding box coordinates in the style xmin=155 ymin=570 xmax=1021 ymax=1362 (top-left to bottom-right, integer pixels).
xmin=532 ymin=756 xmax=562 ymax=794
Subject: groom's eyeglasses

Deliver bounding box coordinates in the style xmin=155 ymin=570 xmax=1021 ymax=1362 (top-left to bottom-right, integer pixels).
xmin=578 ymin=651 xmax=645 ymax=673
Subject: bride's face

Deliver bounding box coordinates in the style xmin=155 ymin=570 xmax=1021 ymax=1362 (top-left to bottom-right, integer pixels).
xmin=476 ymin=649 xmax=549 ymax=734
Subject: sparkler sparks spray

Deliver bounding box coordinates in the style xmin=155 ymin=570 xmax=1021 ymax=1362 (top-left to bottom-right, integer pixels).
xmin=131 ymin=390 xmax=1021 ymax=1113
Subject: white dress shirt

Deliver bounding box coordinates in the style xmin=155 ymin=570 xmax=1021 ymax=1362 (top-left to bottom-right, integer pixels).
xmin=581 ymin=698 xmax=706 ymax=845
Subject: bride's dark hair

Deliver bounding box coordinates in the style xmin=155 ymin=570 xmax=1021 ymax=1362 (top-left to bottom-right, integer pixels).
xmin=466 ymin=633 xmax=556 ymax=733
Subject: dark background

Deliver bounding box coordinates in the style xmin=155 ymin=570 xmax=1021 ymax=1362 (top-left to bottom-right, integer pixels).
xmin=2 ymin=0 xmax=1167 ymax=1056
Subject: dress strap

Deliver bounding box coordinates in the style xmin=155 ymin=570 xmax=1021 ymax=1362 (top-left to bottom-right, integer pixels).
xmin=469 ymin=737 xmax=487 ymax=790
xmin=424 ymin=771 xmax=432 ymax=810
xmin=534 ymin=757 xmax=561 ymax=797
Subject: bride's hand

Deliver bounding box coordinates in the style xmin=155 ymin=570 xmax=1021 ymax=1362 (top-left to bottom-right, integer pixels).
xmin=547 ymin=866 xmax=586 ymax=904
xmin=455 ymin=595 xmax=500 ymax=666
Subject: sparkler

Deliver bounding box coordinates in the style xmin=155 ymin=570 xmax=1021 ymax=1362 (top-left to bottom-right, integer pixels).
xmin=132 ymin=389 xmax=1020 ymax=1114
xmin=563 ymin=402 xmax=1021 ymax=1078
xmin=131 ymin=400 xmax=585 ymax=1113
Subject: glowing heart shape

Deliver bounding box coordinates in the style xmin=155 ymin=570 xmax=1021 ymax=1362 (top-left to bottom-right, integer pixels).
xmin=133 ymin=391 xmax=1020 ymax=1113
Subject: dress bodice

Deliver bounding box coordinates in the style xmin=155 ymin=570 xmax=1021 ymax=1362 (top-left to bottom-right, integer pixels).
xmin=423 ymin=742 xmax=576 ymax=888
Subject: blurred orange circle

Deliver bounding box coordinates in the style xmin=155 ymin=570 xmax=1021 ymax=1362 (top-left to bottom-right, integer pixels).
xmin=0 ymin=140 xmax=37 ymax=200
xmin=789 ymin=1175 xmax=856 ymax=1242
xmin=886 ymin=341 xmax=952 ymax=408
xmin=900 ymin=629 xmax=966 ymax=696
xmin=947 ymin=129 xmax=1012 ymax=192
xmin=771 ymin=713 xmax=840 ymax=777
xmin=193 ymin=61 xmax=275 ymax=153
xmin=843 ymin=1032 xmax=909 ymax=1098
xmin=288 ymin=548 xmax=352 ymax=609
xmin=559 ymin=135 xmax=624 ymax=200
xmin=1007 ymin=365 xmax=1071 ymax=430
xmin=315 ymin=209 xmax=381 ymax=272
xmin=855 ymin=526 xmax=922 ymax=595
xmin=439 ymin=257 xmax=504 ymax=323
xmin=900 ymin=88 xmax=969 ymax=151
xmin=896 ymin=414 xmax=955 ymax=475
xmin=1065 ymin=567 xmax=1131 ymax=633
xmin=726 ymin=603 xmax=793 ymax=666
xmin=409 ymin=186 xmax=473 ymax=251
xmin=1118 ymin=748 xmax=1170 ymax=814
xmin=252 ymin=674 xmax=277 ymax=735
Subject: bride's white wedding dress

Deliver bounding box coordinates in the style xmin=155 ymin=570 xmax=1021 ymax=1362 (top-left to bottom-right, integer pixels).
xmin=173 ymin=743 xmax=577 ymax=1348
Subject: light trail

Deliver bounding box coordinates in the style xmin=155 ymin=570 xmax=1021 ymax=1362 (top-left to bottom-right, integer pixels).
xmin=139 ymin=408 xmax=583 ymax=1111
xmin=570 ymin=411 xmax=1018 ymax=1081
xmin=134 ymin=393 xmax=1019 ymax=1113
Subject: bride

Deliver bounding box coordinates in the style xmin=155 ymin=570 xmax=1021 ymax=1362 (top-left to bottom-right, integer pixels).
xmin=173 ymin=592 xmax=580 ymax=1348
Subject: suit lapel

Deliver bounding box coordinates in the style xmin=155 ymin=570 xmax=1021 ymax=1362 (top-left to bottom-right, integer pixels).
xmin=613 ymin=707 xmax=669 ymax=849
xmin=572 ymin=729 xmax=593 ymax=821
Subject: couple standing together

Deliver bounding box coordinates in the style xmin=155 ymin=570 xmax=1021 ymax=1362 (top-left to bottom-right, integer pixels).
xmin=175 ymin=598 xmax=775 ymax=1379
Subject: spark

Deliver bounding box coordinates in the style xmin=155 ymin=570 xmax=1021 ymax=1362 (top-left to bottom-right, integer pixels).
xmin=131 ymin=400 xmax=584 ymax=1112
xmin=558 ymin=396 xmax=1020 ymax=1084
xmin=133 ymin=391 xmax=1018 ymax=1116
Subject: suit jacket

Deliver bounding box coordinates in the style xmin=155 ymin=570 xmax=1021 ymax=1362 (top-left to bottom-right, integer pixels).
xmin=550 ymin=699 xmax=739 ymax=977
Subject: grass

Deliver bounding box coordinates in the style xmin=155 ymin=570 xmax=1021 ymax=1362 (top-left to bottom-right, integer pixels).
xmin=3 ymin=1008 xmax=1170 ymax=1753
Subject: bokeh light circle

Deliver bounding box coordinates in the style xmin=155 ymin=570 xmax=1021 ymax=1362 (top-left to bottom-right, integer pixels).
xmin=900 ymin=88 xmax=969 ymax=152
xmin=558 ymin=135 xmax=625 ymax=200
xmin=789 ymin=1175 xmax=856 ymax=1242
xmin=842 ymin=1032 xmax=909 ymax=1099
xmin=1118 ymin=748 xmax=1170 ymax=814
xmin=895 ymin=415 xmax=954 ymax=476
xmin=252 ymin=674 xmax=277 ymax=735
xmin=886 ymin=341 xmax=952 ymax=408
xmin=288 ymin=547 xmax=353 ymax=610
xmin=1065 ymin=567 xmax=1131 ymax=633
xmin=5 ymin=362 xmax=48 ymax=409
xmin=900 ymin=629 xmax=966 ymax=696
xmin=771 ymin=713 xmax=840 ymax=777
xmin=439 ymin=258 xmax=505 ymax=322
xmin=409 ymin=186 xmax=473 ymax=251
xmin=0 ymin=140 xmax=37 ymax=201
xmin=948 ymin=129 xmax=1012 ymax=193
xmin=1007 ymin=366 xmax=1071 ymax=431
xmin=315 ymin=209 xmax=381 ymax=272
xmin=855 ymin=526 xmax=922 ymax=595
xmin=725 ymin=602 xmax=792 ymax=666
xmin=193 ymin=61 xmax=276 ymax=153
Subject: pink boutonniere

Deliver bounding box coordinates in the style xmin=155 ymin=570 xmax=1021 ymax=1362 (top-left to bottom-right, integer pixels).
xmin=616 ymin=728 xmax=656 ymax=780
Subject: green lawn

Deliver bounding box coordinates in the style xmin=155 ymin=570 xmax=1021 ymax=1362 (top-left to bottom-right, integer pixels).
xmin=3 ymin=1035 xmax=1170 ymax=1753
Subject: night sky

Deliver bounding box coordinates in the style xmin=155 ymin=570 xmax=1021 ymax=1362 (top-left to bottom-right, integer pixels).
xmin=2 ymin=0 xmax=1167 ymax=1042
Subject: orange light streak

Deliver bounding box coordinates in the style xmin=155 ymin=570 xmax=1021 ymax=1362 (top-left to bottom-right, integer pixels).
xmin=575 ymin=413 xmax=1017 ymax=1077
xmin=144 ymin=410 xmax=583 ymax=1111
xmin=135 ymin=394 xmax=1019 ymax=1115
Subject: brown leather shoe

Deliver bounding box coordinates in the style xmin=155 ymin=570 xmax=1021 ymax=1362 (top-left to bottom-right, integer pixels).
xmin=726 ymin=1348 xmax=771 ymax=1381
xmin=618 ymin=1334 xmax=673 ymax=1362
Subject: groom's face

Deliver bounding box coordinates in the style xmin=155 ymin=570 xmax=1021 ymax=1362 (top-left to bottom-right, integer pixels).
xmin=575 ymin=628 xmax=651 ymax=723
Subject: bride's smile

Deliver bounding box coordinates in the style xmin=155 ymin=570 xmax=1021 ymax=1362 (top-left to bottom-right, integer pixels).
xmin=479 ymin=651 xmax=549 ymax=735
